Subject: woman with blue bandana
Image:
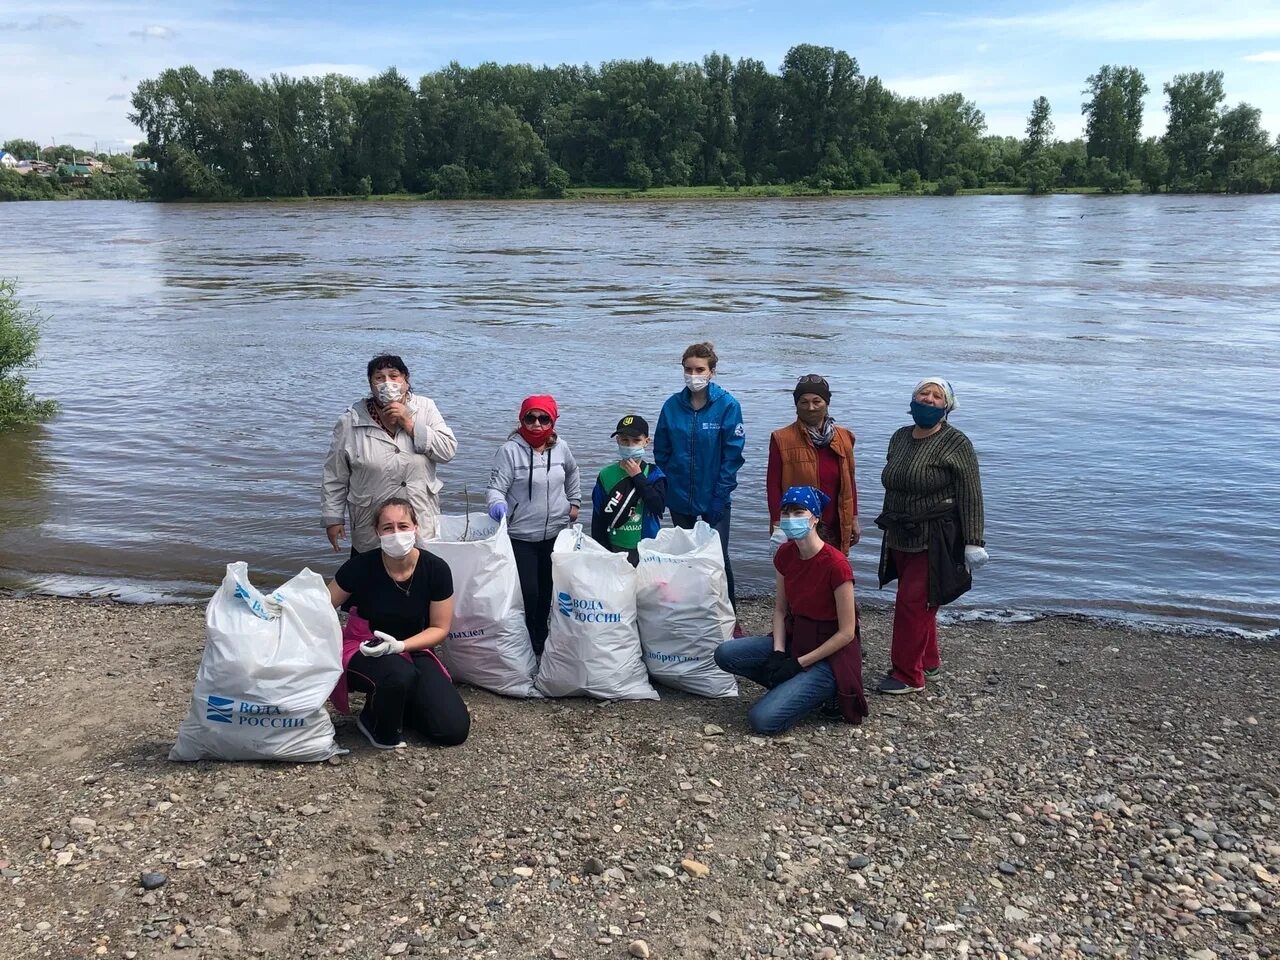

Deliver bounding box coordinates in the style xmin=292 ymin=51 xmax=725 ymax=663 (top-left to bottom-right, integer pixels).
xmin=713 ymin=485 xmax=867 ymax=733
xmin=874 ymin=377 xmax=987 ymax=695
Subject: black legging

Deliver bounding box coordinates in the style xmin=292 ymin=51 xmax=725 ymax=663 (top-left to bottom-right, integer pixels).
xmin=511 ymin=536 xmax=556 ymax=655
xmin=346 ymin=650 xmax=470 ymax=747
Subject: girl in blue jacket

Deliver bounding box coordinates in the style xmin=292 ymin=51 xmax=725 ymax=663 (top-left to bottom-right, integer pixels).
xmin=653 ymin=341 xmax=746 ymax=612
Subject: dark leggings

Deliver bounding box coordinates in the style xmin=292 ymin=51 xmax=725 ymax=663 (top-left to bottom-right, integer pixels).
xmin=346 ymin=651 xmax=470 ymax=747
xmin=511 ymin=536 xmax=556 ymax=655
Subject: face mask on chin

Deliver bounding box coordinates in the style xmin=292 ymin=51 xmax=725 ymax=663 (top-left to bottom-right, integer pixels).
xmin=379 ymin=529 xmax=416 ymax=558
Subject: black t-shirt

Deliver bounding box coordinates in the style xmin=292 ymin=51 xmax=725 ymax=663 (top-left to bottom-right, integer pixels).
xmin=335 ymin=549 xmax=453 ymax=643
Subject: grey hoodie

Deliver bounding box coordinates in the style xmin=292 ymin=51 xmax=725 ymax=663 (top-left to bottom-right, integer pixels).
xmin=487 ymin=435 xmax=581 ymax=543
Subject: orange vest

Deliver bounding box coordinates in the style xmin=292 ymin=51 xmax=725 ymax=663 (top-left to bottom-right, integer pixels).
xmin=771 ymin=421 xmax=857 ymax=553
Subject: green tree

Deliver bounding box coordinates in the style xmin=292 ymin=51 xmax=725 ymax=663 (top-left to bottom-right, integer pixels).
xmin=0 ymin=280 xmax=59 ymax=430
xmin=730 ymin=57 xmax=782 ymax=183
xmin=1024 ymin=97 xmax=1054 ymax=155
xmin=1082 ymin=65 xmax=1147 ymax=173
xmin=1213 ymin=102 xmax=1270 ymax=189
xmin=1162 ymin=71 xmax=1225 ymax=190
xmin=1136 ymin=137 xmax=1168 ymax=192
xmin=897 ymin=168 xmax=921 ymax=192
xmin=1023 ymin=153 xmax=1061 ymax=194
xmin=3 ymin=139 xmax=41 ymax=160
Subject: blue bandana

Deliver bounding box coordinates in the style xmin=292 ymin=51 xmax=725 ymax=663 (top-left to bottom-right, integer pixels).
xmin=780 ymin=485 xmax=830 ymax=517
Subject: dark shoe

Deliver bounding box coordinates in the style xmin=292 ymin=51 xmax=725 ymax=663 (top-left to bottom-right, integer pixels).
xmin=356 ymin=712 xmax=405 ymax=750
xmin=876 ymin=676 xmax=924 ymax=695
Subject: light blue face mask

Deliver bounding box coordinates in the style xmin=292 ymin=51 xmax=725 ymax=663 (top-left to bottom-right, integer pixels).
xmin=779 ymin=517 xmax=812 ymax=540
xmin=617 ymin=445 xmax=645 ymax=460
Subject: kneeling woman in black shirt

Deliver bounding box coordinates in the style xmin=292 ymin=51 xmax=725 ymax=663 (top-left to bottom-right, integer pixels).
xmin=328 ymin=497 xmax=470 ymax=749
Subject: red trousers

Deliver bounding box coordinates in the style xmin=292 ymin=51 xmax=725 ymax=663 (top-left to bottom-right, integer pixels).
xmin=890 ymin=549 xmax=940 ymax=688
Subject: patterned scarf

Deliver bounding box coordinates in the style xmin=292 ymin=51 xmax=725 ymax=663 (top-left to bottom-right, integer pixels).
xmin=806 ymin=416 xmax=837 ymax=448
xmin=367 ymin=389 xmax=412 ymax=437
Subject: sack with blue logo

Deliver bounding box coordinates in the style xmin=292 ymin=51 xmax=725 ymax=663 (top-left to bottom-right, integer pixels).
xmin=636 ymin=522 xmax=738 ymax=698
xmin=428 ymin=513 xmax=541 ymax=698
xmin=536 ymin=526 xmax=657 ymax=700
xmin=170 ymin=563 xmax=344 ymax=762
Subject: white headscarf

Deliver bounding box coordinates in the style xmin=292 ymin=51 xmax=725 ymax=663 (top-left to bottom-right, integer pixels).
xmin=913 ymin=377 xmax=956 ymax=411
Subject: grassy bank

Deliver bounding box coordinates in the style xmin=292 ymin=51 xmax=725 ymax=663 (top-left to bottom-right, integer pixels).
xmin=204 ymin=181 xmax=1110 ymax=204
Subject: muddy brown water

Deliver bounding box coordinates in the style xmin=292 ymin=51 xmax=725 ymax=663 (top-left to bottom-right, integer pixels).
xmin=1 ymin=195 xmax=1277 ymax=634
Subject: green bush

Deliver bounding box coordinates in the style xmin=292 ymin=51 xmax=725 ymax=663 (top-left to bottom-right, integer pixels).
xmin=625 ymin=160 xmax=653 ymax=191
xmin=934 ymin=175 xmax=963 ymax=196
xmin=435 ymin=164 xmax=469 ymax=199
xmin=897 ymin=169 xmax=922 ymax=193
xmin=0 ymin=280 xmax=59 ymax=431
xmin=542 ymin=165 xmax=570 ymax=198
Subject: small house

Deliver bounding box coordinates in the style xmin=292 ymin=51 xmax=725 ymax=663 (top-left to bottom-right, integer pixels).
xmin=0 ymin=151 xmax=18 ymax=169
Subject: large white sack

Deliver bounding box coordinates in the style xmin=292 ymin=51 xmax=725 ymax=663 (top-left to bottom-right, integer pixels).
xmin=428 ymin=513 xmax=541 ymax=698
xmin=536 ymin=526 xmax=658 ymax=701
xmin=171 ymin=563 xmax=343 ymax=762
xmin=636 ymin=522 xmax=739 ymax=698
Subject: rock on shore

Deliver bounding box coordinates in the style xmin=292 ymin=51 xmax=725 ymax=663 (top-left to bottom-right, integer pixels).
xmin=0 ymin=594 xmax=1276 ymax=958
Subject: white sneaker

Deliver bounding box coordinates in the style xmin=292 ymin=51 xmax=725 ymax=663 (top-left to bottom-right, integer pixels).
xmin=356 ymin=715 xmax=405 ymax=750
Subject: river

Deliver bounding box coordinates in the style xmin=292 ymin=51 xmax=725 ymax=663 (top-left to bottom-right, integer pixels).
xmin=1 ymin=195 xmax=1277 ymax=635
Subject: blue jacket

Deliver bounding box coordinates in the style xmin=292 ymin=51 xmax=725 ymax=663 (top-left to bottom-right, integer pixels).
xmin=653 ymin=383 xmax=746 ymax=516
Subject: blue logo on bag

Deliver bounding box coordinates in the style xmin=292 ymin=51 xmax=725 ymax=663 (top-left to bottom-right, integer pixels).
xmin=556 ymin=591 xmax=622 ymax=623
xmin=206 ymin=695 xmax=234 ymax=723
xmin=557 ymin=591 xmax=573 ymax=617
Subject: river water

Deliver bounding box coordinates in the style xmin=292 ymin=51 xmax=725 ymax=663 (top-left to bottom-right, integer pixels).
xmin=1 ymin=196 xmax=1277 ymax=635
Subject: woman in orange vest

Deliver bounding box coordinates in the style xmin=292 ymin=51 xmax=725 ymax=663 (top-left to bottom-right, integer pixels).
xmin=766 ymin=375 xmax=860 ymax=553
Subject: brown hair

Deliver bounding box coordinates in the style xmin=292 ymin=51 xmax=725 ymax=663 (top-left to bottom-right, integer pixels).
xmin=682 ymin=341 xmax=718 ymax=371
xmin=373 ymin=497 xmax=418 ymax=529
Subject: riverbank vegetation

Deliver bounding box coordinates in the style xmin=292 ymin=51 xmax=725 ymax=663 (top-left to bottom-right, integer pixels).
xmin=0 ymin=281 xmax=58 ymax=431
xmin=6 ymin=46 xmax=1279 ymax=201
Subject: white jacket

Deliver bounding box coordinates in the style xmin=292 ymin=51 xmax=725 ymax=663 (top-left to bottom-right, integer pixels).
xmin=322 ymin=395 xmax=457 ymax=552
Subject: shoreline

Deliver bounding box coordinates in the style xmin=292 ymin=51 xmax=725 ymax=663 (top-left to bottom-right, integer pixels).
xmin=3 ymin=585 xmax=1276 ymax=642
xmin=0 ymin=594 xmax=1277 ymax=957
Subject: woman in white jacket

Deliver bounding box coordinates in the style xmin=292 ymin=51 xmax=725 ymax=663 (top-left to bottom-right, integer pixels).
xmin=486 ymin=394 xmax=580 ymax=656
xmin=322 ymin=355 xmax=457 ymax=554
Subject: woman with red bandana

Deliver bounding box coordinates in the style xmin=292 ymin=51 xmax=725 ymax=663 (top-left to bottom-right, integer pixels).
xmin=486 ymin=396 xmax=581 ymax=656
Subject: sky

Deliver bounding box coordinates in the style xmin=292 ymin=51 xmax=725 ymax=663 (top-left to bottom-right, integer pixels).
xmin=2 ymin=0 xmax=1279 ymax=153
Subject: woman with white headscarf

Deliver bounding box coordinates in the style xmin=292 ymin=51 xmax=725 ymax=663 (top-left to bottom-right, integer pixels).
xmin=874 ymin=377 xmax=986 ymax=694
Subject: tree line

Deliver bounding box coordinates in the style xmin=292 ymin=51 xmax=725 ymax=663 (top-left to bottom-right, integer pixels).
xmin=4 ymin=45 xmax=1278 ymax=201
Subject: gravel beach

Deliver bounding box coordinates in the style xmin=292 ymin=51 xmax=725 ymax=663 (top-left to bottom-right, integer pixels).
xmin=0 ymin=594 xmax=1276 ymax=960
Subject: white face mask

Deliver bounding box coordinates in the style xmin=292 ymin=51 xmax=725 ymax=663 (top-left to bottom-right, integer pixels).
xmin=379 ymin=529 xmax=416 ymax=558
xmin=375 ymin=381 xmax=404 ymax=404
xmin=684 ymin=373 xmax=710 ymax=392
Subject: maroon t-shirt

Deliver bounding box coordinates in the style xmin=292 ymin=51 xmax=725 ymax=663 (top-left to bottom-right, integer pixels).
xmin=773 ymin=541 xmax=854 ymax=620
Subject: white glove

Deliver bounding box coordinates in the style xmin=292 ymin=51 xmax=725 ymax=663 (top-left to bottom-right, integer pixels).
xmin=964 ymin=545 xmax=989 ymax=572
xmin=770 ymin=528 xmax=787 ymax=546
xmin=360 ymin=630 xmax=406 ymax=658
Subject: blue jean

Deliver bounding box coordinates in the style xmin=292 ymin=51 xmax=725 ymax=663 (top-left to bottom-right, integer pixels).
xmin=670 ymin=506 xmax=736 ymax=609
xmin=714 ymin=635 xmax=836 ymax=735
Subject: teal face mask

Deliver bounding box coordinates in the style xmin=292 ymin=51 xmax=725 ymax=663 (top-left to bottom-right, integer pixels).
xmin=617 ymin=445 xmax=645 ymax=460
xmin=779 ymin=517 xmax=812 ymax=540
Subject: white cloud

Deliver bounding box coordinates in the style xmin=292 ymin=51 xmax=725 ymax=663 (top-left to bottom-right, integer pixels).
xmin=881 ymin=72 xmax=979 ymax=98
xmin=960 ymin=1 xmax=1280 ymax=42
xmin=0 ymin=14 xmax=82 ymax=31
xmin=128 ymin=24 xmax=175 ymax=40
xmin=1243 ymin=50 xmax=1280 ymax=61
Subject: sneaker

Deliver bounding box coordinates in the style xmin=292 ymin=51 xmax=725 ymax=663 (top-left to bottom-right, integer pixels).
xmin=876 ymin=676 xmax=924 ymax=695
xmin=924 ymin=666 xmax=942 ymax=681
xmin=356 ymin=714 xmax=406 ymax=750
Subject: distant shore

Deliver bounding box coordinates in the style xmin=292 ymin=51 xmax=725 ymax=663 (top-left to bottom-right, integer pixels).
xmin=0 ymin=593 xmax=1276 ymax=958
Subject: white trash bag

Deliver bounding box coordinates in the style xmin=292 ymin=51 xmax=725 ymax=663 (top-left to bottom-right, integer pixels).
xmin=636 ymin=522 xmax=739 ymax=698
xmin=535 ymin=526 xmax=657 ymax=701
xmin=170 ymin=563 xmax=344 ymax=763
xmin=428 ymin=513 xmax=541 ymax=698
